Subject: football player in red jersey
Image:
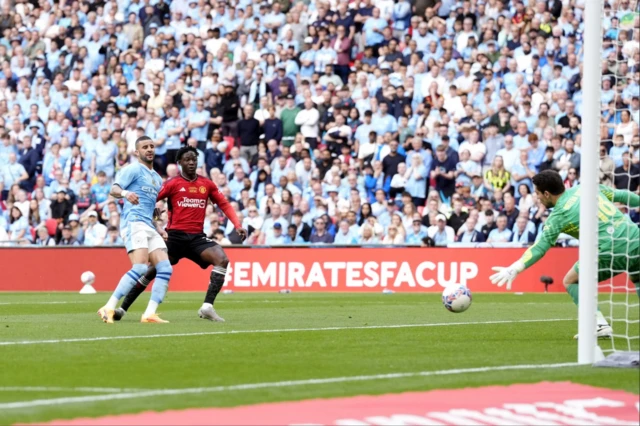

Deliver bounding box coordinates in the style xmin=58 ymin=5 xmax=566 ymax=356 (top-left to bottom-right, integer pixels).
xmin=114 ymin=146 xmax=247 ymax=322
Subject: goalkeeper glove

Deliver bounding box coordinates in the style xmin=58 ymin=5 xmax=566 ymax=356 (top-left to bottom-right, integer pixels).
xmin=490 ymin=260 xmax=525 ymax=291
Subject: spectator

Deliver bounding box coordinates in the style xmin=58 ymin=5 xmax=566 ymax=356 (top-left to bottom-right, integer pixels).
xmin=431 ymin=145 xmax=456 ymax=203
xmin=427 ymin=214 xmax=455 ymax=247
xmin=8 ymin=206 xmax=30 ymax=243
xmin=358 ymin=223 xmax=379 ymax=245
xmin=488 ymin=215 xmax=513 ymax=243
xmin=484 ymin=156 xmax=512 ymax=196
xmin=58 ymin=224 xmax=80 ymax=246
xmin=265 ymin=222 xmax=287 ymax=245
xmin=614 ymin=152 xmax=640 ymax=192
xmin=458 ymin=218 xmax=486 ymax=243
xmin=511 ymin=216 xmax=536 ymax=244
xmin=309 ymin=217 xmax=334 ymax=244
xmin=238 ymin=104 xmax=262 ymax=161
xmin=0 ymin=153 xmax=28 ymax=200
xmin=84 ymin=211 xmax=107 ymax=246
xmin=334 ymin=220 xmax=359 ymax=244
xmin=35 ymin=226 xmax=56 ymax=246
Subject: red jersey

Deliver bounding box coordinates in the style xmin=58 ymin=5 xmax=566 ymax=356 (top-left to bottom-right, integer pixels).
xmin=158 ymin=175 xmax=241 ymax=234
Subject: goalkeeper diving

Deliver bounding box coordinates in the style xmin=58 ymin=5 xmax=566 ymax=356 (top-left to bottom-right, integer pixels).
xmin=490 ymin=170 xmax=640 ymax=339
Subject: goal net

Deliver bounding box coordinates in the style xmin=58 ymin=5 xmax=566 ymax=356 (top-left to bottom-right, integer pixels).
xmin=595 ymin=0 xmax=640 ymax=360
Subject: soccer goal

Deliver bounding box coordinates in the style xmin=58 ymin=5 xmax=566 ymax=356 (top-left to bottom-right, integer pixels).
xmin=578 ymin=0 xmax=639 ymax=366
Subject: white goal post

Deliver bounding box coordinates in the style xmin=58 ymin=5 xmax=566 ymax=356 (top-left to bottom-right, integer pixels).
xmin=577 ymin=0 xmax=603 ymax=364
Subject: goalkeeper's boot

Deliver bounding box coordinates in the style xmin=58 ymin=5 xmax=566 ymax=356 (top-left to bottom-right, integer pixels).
xmin=113 ymin=308 xmax=126 ymax=322
xmin=97 ymin=306 xmax=115 ymax=324
xmin=141 ymin=313 xmax=169 ymax=323
xmin=198 ymin=305 xmax=225 ymax=322
xmin=573 ymin=324 xmax=613 ymax=340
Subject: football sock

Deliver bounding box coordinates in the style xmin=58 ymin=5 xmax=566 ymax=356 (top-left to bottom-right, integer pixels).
xmin=144 ymin=300 xmax=159 ymax=317
xmin=204 ymin=267 xmax=226 ymax=305
xmin=566 ymin=284 xmax=610 ymax=326
xmin=147 ymin=260 xmax=173 ymax=312
xmin=108 ymin=264 xmax=148 ymax=309
xmin=566 ymin=283 xmax=580 ymax=306
xmin=121 ymin=268 xmax=157 ymax=312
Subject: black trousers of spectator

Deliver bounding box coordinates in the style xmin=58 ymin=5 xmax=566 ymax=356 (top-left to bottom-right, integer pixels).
xmin=166 ymin=149 xmax=179 ymax=166
xmin=334 ymin=65 xmax=350 ymax=85
xmin=412 ymin=197 xmax=426 ymax=208
xmin=222 ymin=121 xmax=238 ymax=140
xmin=389 ymin=186 xmax=404 ymax=200
xmin=305 ymin=137 xmax=318 ymax=150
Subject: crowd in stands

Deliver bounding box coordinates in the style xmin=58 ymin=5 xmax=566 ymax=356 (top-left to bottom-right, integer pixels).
xmin=0 ymin=0 xmax=638 ymax=247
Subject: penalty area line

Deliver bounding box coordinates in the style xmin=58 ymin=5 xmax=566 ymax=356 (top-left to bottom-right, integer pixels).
xmin=0 ymin=318 xmax=574 ymax=346
xmin=0 ymin=362 xmax=580 ymax=410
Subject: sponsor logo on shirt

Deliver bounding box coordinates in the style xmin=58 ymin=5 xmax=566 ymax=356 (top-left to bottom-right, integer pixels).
xmin=177 ymin=197 xmax=207 ymax=208
xmin=180 ymin=187 xmax=187 ymax=192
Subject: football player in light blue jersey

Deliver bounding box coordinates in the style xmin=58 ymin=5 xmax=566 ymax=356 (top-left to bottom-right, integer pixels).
xmin=97 ymin=136 xmax=173 ymax=324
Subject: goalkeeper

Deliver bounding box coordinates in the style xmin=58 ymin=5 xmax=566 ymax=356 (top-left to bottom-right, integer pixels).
xmin=490 ymin=170 xmax=640 ymax=339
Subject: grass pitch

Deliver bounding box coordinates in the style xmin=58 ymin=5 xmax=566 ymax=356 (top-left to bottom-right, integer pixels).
xmin=0 ymin=292 xmax=638 ymax=424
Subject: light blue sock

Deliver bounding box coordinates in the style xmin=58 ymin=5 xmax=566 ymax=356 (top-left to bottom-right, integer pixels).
xmin=108 ymin=264 xmax=148 ymax=309
xmin=151 ymin=260 xmax=173 ymax=304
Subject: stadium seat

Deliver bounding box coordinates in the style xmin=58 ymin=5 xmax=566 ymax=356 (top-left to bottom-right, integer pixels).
xmin=45 ymin=219 xmax=58 ymax=237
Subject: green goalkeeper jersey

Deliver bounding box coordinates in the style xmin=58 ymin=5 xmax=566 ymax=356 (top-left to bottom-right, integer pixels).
xmin=521 ymin=185 xmax=640 ymax=268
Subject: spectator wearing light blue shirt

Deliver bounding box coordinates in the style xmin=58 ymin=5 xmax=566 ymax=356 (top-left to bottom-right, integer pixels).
xmin=334 ymin=221 xmax=359 ymax=244
xmin=373 ymin=103 xmax=398 ymax=136
xmin=187 ymin=100 xmax=211 ymax=151
xmin=487 ymin=215 xmax=513 ymax=243
xmin=406 ymin=219 xmax=428 ymax=244
xmin=405 ymin=154 xmax=429 ymax=206
xmin=265 ymin=222 xmax=287 ymax=245
xmin=363 ymin=8 xmax=387 ymax=47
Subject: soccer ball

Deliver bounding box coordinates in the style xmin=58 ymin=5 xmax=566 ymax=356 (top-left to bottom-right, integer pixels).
xmin=81 ymin=271 xmax=95 ymax=286
xmin=442 ymin=285 xmax=472 ymax=313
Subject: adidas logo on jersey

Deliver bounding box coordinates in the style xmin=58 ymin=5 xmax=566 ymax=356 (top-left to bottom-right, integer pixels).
xmin=180 ymin=188 xmax=186 ymax=192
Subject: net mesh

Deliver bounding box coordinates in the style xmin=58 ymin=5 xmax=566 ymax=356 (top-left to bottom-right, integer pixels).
xmin=597 ymin=0 xmax=640 ymax=354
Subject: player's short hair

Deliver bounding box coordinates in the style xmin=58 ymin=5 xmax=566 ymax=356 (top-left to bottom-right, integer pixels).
xmin=532 ymin=170 xmax=565 ymax=196
xmin=176 ymin=146 xmax=199 ymax=161
xmin=135 ymin=135 xmax=152 ymax=148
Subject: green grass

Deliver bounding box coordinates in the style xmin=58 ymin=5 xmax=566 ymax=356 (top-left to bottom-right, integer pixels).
xmin=0 ymin=292 xmax=638 ymax=424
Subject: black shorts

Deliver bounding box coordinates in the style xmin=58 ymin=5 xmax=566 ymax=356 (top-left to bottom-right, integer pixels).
xmin=166 ymin=230 xmax=219 ymax=269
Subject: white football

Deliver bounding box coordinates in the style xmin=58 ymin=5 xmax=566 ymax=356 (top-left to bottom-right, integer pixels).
xmin=442 ymin=284 xmax=472 ymax=313
xmin=81 ymin=271 xmax=95 ymax=286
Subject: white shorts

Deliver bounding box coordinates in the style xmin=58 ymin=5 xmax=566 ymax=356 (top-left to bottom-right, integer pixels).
xmin=122 ymin=221 xmax=166 ymax=254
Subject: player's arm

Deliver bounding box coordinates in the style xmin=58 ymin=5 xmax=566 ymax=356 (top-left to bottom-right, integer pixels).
xmin=490 ymin=211 xmax=564 ymax=290
xmin=209 ymin=182 xmax=246 ymax=240
xmin=110 ymin=167 xmax=139 ymax=205
xmin=600 ymin=184 xmax=640 ymax=208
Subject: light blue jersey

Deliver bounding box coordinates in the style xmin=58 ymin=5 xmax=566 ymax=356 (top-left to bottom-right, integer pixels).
xmin=114 ymin=162 xmax=162 ymax=231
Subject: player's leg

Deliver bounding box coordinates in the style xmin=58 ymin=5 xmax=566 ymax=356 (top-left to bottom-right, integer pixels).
xmin=565 ymin=261 xmax=613 ymax=339
xmin=115 ymin=266 xmax=157 ymax=319
xmin=98 ymin=247 xmax=149 ymax=324
xmin=196 ymin=244 xmax=229 ymax=322
xmin=140 ymin=228 xmax=173 ymax=323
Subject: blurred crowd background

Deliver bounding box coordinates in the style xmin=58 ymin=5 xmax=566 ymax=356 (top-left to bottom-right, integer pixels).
xmin=0 ymin=0 xmax=638 ymax=247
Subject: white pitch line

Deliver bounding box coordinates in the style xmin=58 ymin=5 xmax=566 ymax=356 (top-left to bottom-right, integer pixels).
xmin=0 ymin=387 xmax=150 ymax=393
xmin=0 ymin=318 xmax=574 ymax=347
xmin=0 ymin=362 xmax=580 ymax=410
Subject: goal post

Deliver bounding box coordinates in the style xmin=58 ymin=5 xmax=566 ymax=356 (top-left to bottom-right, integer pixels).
xmin=577 ymin=0 xmax=603 ymax=364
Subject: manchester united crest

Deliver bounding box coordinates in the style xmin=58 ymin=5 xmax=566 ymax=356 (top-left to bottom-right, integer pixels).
xmin=199 ymin=186 xmax=207 ymax=194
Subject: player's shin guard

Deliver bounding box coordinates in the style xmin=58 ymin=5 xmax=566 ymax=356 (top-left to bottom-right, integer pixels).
xmin=121 ymin=267 xmax=157 ymax=312
xmin=204 ymin=266 xmax=226 ymax=305
xmin=107 ymin=264 xmax=148 ymax=309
